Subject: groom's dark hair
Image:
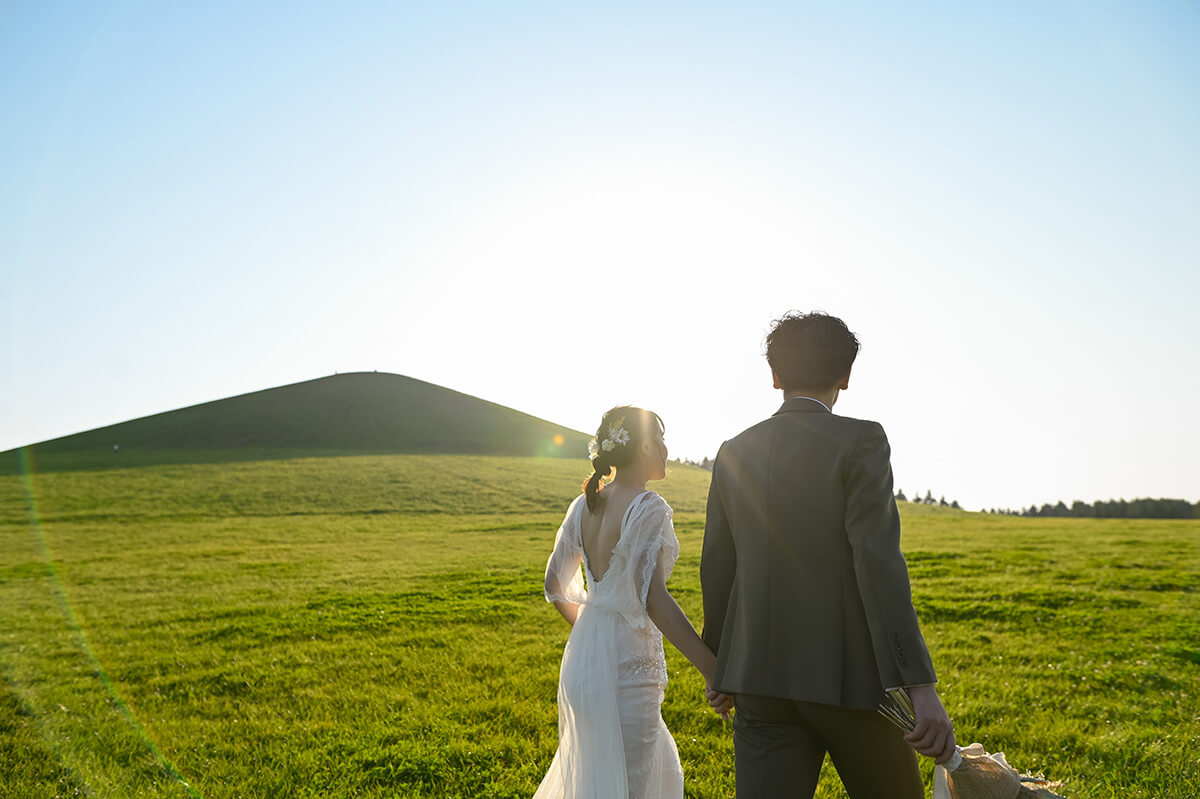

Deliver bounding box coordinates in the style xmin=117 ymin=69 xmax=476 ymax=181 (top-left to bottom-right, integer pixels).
xmin=765 ymin=311 xmax=860 ymax=392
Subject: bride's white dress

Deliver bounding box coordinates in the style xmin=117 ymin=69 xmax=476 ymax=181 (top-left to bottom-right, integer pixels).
xmin=534 ymin=489 xmax=685 ymax=799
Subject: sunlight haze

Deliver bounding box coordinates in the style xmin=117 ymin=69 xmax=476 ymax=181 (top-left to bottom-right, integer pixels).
xmin=3 ymin=1 xmax=1198 ymax=512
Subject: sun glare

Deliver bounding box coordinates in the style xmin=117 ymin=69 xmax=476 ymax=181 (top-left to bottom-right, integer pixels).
xmin=402 ymin=155 xmax=859 ymax=315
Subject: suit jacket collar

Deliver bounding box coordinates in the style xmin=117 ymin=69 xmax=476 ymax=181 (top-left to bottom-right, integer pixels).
xmin=774 ymin=396 xmax=832 ymax=415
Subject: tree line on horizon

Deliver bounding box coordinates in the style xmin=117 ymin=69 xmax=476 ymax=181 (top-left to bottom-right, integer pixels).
xmin=895 ymin=489 xmax=961 ymax=509
xmin=682 ymin=460 xmax=1196 ymax=520
xmin=984 ymin=497 xmax=1198 ymax=519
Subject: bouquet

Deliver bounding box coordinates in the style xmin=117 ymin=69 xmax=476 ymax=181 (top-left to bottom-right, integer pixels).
xmin=878 ymin=688 xmax=1068 ymax=799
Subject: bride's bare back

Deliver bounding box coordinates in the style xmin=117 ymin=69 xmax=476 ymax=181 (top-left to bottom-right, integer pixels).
xmin=579 ymin=485 xmax=646 ymax=582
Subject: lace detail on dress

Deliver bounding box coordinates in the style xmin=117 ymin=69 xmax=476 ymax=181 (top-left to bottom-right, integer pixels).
xmin=624 ymin=494 xmax=679 ymax=629
xmin=637 ymin=503 xmax=679 ymax=609
xmin=618 ymin=650 xmax=668 ymax=687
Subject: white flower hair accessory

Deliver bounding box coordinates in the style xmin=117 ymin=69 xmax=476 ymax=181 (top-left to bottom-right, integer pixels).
xmin=589 ymin=417 xmax=631 ymax=459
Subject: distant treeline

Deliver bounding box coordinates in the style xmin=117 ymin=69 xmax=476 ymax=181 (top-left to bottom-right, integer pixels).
xmin=896 ymin=489 xmax=961 ymax=509
xmin=684 ymin=463 xmax=1195 ymax=521
xmin=986 ymin=497 xmax=1199 ymax=519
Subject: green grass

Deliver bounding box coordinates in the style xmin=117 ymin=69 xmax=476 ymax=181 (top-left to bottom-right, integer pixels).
xmin=2 ymin=454 xmax=1197 ymax=797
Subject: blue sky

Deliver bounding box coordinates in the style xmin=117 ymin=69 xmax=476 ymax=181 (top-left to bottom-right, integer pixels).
xmin=3 ymin=1 xmax=1198 ymax=511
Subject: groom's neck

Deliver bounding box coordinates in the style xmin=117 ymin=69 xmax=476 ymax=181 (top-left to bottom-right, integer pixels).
xmin=783 ymin=387 xmax=838 ymax=409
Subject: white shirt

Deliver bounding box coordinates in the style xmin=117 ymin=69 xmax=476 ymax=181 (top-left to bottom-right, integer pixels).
xmin=787 ymin=395 xmax=832 ymax=413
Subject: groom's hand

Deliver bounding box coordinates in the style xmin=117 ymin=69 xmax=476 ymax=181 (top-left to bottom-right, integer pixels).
xmin=705 ymin=686 xmax=733 ymax=720
xmin=903 ymin=684 xmax=956 ymax=764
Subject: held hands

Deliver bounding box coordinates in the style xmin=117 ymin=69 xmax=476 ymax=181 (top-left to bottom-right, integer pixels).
xmin=696 ymin=648 xmax=732 ymax=721
xmin=704 ymin=682 xmax=733 ymax=721
xmin=903 ymin=684 xmax=957 ymax=764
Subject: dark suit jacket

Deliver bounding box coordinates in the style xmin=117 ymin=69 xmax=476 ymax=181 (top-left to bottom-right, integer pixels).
xmin=700 ymin=396 xmax=936 ymax=710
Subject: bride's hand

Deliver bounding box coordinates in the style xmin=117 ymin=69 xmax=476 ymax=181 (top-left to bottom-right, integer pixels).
xmin=704 ymin=684 xmax=733 ymax=720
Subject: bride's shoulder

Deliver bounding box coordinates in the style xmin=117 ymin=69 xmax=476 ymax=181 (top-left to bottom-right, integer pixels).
xmin=570 ymin=491 xmax=605 ymax=522
xmin=638 ymin=490 xmax=673 ymax=517
xmin=567 ymin=492 xmax=588 ymax=515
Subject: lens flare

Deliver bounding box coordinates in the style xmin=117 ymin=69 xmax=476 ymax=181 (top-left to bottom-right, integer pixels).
xmin=16 ymin=447 xmax=203 ymax=798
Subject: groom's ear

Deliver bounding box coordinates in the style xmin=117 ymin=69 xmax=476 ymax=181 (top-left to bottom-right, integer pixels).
xmin=772 ymin=370 xmax=783 ymax=390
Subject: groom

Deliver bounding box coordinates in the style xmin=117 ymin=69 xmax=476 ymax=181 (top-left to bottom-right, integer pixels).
xmin=700 ymin=311 xmax=955 ymax=798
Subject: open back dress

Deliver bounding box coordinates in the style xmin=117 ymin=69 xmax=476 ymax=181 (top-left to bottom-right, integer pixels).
xmin=534 ymin=489 xmax=684 ymax=799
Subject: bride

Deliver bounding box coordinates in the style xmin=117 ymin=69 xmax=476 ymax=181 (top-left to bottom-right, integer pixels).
xmin=535 ymin=406 xmax=732 ymax=798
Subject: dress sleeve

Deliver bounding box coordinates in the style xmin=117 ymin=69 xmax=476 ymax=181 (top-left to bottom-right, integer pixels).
xmin=544 ymin=494 xmax=588 ymax=605
xmin=630 ymin=494 xmax=679 ymax=613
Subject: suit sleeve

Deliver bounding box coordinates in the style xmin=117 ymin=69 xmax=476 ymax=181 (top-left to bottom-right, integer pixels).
xmin=844 ymin=422 xmax=937 ymax=689
xmin=700 ymin=446 xmax=735 ymax=655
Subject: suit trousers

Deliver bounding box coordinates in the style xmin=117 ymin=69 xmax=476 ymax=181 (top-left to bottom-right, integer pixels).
xmin=731 ymin=693 xmax=924 ymax=799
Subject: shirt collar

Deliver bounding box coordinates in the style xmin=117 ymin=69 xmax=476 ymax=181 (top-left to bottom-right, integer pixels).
xmin=775 ymin=395 xmax=832 ymax=414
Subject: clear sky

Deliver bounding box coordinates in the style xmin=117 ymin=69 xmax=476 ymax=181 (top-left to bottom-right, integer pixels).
xmin=3 ymin=2 xmax=1198 ymax=512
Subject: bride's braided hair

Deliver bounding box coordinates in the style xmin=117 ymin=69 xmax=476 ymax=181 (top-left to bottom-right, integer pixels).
xmin=583 ymin=406 xmax=665 ymax=513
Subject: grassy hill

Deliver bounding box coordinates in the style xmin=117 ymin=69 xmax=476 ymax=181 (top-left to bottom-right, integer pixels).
xmin=2 ymin=453 xmax=1197 ymax=798
xmin=1 ymin=372 xmax=591 ymax=474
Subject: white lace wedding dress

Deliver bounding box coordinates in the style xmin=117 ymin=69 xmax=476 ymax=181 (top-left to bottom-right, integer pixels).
xmin=534 ymin=489 xmax=685 ymax=799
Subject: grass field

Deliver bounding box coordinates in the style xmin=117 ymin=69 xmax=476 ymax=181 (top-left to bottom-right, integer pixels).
xmin=2 ymin=453 xmax=1197 ymax=798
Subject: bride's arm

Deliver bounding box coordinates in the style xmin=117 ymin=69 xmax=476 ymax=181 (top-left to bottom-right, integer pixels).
xmin=544 ymin=500 xmax=587 ymax=626
xmin=645 ymin=559 xmax=732 ymax=717
xmin=550 ymin=594 xmax=581 ymax=626
xmin=646 ymin=576 xmax=712 ymax=676
xmin=545 ymin=551 xmax=584 ymax=626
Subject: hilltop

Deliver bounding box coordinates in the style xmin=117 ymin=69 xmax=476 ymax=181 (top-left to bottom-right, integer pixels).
xmin=3 ymin=372 xmax=590 ymax=473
